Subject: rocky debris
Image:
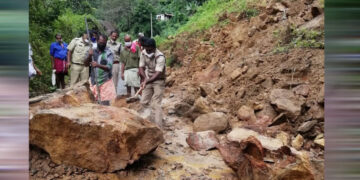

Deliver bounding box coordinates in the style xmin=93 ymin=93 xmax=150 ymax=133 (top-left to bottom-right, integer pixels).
xmin=227 ymin=128 xmax=284 ymax=151
xmin=218 ymin=136 xmax=270 ymax=180
xmin=174 ymin=102 xmax=192 ymax=116
xmin=276 ymin=131 xmax=290 ymax=146
xmin=29 ymin=85 xmax=94 ymax=118
xmin=256 ymin=103 xmax=278 ymax=120
xmin=193 ymin=112 xmax=229 ymax=133
xmin=237 ymin=105 xmax=257 ymax=123
xmin=271 ymin=158 xmax=315 ymax=180
xmin=269 ymin=113 xmax=287 ymax=127
xmin=297 ymin=120 xmax=317 ymax=133
xmin=293 ymin=84 xmax=310 ymax=97
xmin=193 ymin=62 xmax=222 ymax=83
xmin=307 ymin=103 xmax=324 ymax=121
xmin=300 ymin=14 xmax=324 ymax=30
xmin=292 ymin=134 xmax=304 ymax=150
xmin=261 ymin=77 xmax=273 ymax=89
xmin=186 ymin=130 xmax=219 ymax=151
xmin=314 ymin=134 xmax=324 ymax=148
xmin=199 ymin=83 xmax=215 ymax=97
xmin=186 ymin=97 xmax=214 ymax=120
xmin=30 ymin=104 xmax=164 ymax=172
xmin=270 ymin=89 xmax=305 ymax=119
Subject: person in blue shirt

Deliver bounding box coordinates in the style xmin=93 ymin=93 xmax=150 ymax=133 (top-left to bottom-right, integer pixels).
xmin=50 ymin=33 xmax=68 ymax=89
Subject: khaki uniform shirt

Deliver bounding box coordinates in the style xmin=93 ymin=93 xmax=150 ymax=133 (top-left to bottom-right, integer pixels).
xmin=120 ymin=46 xmax=141 ymax=70
xmin=106 ymin=40 xmax=121 ymax=62
xmin=139 ymin=49 xmax=166 ymax=80
xmin=67 ymin=38 xmax=91 ymax=64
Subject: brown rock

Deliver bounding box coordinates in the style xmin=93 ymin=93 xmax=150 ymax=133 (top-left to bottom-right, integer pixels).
xmin=293 ymin=84 xmax=310 ymax=97
xmin=199 ymin=83 xmax=215 ymax=97
xmin=29 ymin=85 xmax=94 ymax=118
xmin=256 ymin=103 xmax=277 ymax=120
xmin=218 ymin=136 xmax=270 ymax=180
xmin=297 ymin=120 xmax=317 ymax=133
xmin=186 ymin=130 xmax=219 ymax=151
xmin=227 ymin=128 xmax=284 ymax=151
xmin=308 ymin=104 xmax=324 ymax=121
xmin=292 ymin=134 xmax=304 ymax=150
xmin=186 ymin=97 xmax=214 ymax=120
xmin=237 ymin=105 xmax=257 ymax=123
xmin=230 ymin=68 xmax=243 ymax=80
xmin=261 ymin=77 xmax=273 ymax=89
xmin=174 ymin=102 xmax=192 ymax=116
xmin=276 ymin=131 xmax=290 ymax=146
xmin=30 ymin=104 xmax=164 ymax=172
xmin=270 ymin=89 xmax=304 ymax=118
xmin=272 ymin=158 xmax=315 ymax=180
xmin=193 ymin=112 xmax=228 ymax=133
xmin=314 ymin=134 xmax=324 ymax=148
xmin=193 ymin=62 xmax=222 ymax=83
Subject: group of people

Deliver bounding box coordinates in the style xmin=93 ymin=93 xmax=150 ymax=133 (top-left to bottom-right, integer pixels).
xmin=30 ymin=30 xmax=166 ymax=128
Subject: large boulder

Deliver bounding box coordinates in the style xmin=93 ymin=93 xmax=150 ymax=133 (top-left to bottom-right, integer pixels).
xmin=29 ymin=85 xmax=94 ymax=118
xmin=218 ymin=136 xmax=270 ymax=180
xmin=193 ymin=112 xmax=228 ymax=133
xmin=30 ymin=104 xmax=164 ymax=172
xmin=270 ymin=89 xmax=305 ymax=119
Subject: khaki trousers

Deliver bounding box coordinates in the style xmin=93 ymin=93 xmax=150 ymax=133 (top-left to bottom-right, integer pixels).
xmin=112 ymin=63 xmax=120 ymax=92
xmin=140 ymin=80 xmax=165 ymax=127
xmin=70 ymin=63 xmax=89 ymax=87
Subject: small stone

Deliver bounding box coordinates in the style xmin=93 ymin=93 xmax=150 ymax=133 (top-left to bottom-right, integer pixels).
xmin=165 ymin=140 xmax=172 ymax=145
xmin=237 ymin=105 xmax=257 ymax=123
xmin=314 ymin=134 xmax=324 ymax=148
xmin=230 ymin=68 xmax=243 ymax=80
xmin=168 ymin=109 xmax=176 ymax=115
xmin=264 ymin=158 xmax=275 ymax=163
xmin=169 ymin=93 xmax=175 ymax=98
xmin=293 ymin=84 xmax=310 ymax=97
xmin=276 ymin=131 xmax=290 ymax=146
xmin=198 ymin=150 xmax=208 ymax=156
xmin=292 ymin=134 xmax=304 ymax=150
xmin=269 ymin=113 xmax=287 ymax=127
xmin=297 ymin=120 xmax=317 ymax=133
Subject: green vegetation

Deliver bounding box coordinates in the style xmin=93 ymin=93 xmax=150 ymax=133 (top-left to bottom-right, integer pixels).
xmin=273 ymin=26 xmax=324 ymax=54
xmin=29 ymin=0 xmax=262 ymax=95
xmin=29 ymin=0 xmax=100 ymax=96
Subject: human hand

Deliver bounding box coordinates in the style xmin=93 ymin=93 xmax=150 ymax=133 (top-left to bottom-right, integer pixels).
xmin=89 ymin=48 xmax=93 ymax=56
xmin=91 ymin=61 xmax=98 ymax=67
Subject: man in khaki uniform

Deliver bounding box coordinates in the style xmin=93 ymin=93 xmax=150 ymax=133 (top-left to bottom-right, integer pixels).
xmin=67 ymin=32 xmax=92 ymax=87
xmin=107 ymin=30 xmax=122 ymax=93
xmin=121 ymin=34 xmax=141 ymax=97
xmin=139 ymin=38 xmax=166 ymax=128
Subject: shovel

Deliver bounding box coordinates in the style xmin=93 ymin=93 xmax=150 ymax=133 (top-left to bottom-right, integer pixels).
xmin=126 ymin=86 xmax=144 ymax=103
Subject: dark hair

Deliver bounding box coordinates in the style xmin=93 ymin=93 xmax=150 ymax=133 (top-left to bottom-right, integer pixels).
xmin=98 ymin=34 xmax=108 ymax=41
xmin=110 ymin=30 xmax=119 ymax=36
xmin=55 ymin=33 xmax=62 ymax=38
xmin=81 ymin=31 xmax=88 ymax=37
xmin=139 ymin=36 xmax=149 ymax=45
xmin=144 ymin=38 xmax=156 ymax=48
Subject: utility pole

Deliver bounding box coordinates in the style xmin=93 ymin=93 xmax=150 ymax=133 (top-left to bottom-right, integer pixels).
xmin=150 ymin=13 xmax=153 ymax=38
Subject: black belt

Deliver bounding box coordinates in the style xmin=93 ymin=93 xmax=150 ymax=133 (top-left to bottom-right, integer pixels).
xmin=71 ymin=62 xmax=85 ymax=66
